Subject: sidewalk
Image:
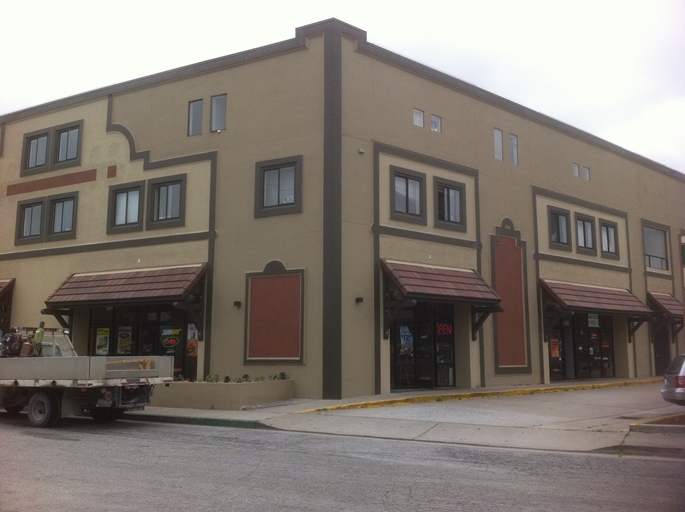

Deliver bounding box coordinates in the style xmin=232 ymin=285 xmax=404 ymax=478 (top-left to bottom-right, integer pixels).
xmin=126 ymin=378 xmax=685 ymax=459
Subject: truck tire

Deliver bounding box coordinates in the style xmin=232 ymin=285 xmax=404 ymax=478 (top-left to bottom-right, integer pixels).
xmin=27 ymin=392 xmax=61 ymax=428
xmin=90 ymin=408 xmax=125 ymax=423
xmin=4 ymin=404 xmax=24 ymax=415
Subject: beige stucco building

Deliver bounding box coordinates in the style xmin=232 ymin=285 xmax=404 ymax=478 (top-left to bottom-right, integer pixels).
xmin=1 ymin=19 xmax=683 ymax=400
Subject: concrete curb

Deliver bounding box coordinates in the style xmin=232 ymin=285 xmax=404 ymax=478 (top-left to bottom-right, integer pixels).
xmin=300 ymin=379 xmax=663 ymax=413
xmin=125 ymin=413 xmax=257 ymax=429
xmin=630 ymin=413 xmax=685 ymax=434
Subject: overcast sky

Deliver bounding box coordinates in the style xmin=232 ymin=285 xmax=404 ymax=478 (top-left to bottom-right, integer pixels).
xmin=3 ymin=0 xmax=684 ymax=173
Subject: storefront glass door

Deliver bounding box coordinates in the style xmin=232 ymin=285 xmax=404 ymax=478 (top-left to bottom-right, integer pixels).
xmin=390 ymin=302 xmax=455 ymax=390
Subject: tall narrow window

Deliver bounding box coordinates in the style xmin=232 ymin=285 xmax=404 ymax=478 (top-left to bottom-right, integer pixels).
xmin=549 ymin=208 xmax=571 ymax=251
xmin=434 ymin=177 xmax=466 ymax=232
xmin=188 ymin=99 xmax=203 ymax=136
xmin=576 ymin=215 xmax=596 ymax=254
xmin=56 ymin=127 xmax=79 ymax=162
xmin=494 ymin=128 xmax=503 ymax=160
xmin=390 ymin=166 xmax=426 ymax=225
xmin=583 ymin=166 xmax=591 ymax=181
xmin=644 ymin=225 xmax=668 ymax=270
xmin=27 ymin=134 xmax=48 ymax=169
xmin=395 ymin=175 xmax=421 ymax=215
xmin=572 ymin=163 xmax=580 ymax=177
xmin=22 ymin=203 xmax=43 ymax=238
xmin=600 ymin=221 xmax=619 ymax=259
xmin=413 ymin=108 xmax=424 ymax=127
xmin=509 ymin=133 xmax=518 ymax=165
xmin=210 ymin=94 xmax=226 ymax=132
xmin=430 ymin=114 xmax=442 ymax=132
xmin=51 ymin=198 xmax=74 ymax=233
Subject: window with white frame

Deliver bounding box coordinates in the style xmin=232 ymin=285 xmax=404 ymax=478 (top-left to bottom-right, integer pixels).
xmin=430 ymin=114 xmax=442 ymax=132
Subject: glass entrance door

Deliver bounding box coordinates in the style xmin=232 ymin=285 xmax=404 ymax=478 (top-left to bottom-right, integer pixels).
xmin=390 ymin=302 xmax=455 ymax=390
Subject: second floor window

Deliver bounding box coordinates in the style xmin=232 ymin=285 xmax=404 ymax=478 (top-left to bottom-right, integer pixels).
xmin=114 ymin=189 xmax=140 ymax=226
xmin=644 ymin=225 xmax=668 ymax=270
xmin=56 ymin=126 xmax=79 ymax=163
xmin=21 ymin=203 xmax=43 ymax=238
xmin=395 ymin=175 xmax=421 ymax=216
xmin=576 ymin=217 xmax=594 ymax=250
xmin=51 ymin=198 xmax=74 ymax=234
xmin=188 ymin=99 xmax=203 ymax=136
xmin=600 ymin=222 xmax=618 ymax=257
xmin=549 ymin=209 xmax=570 ymax=250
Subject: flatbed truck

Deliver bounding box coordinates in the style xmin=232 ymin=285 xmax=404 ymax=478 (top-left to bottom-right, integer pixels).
xmin=0 ymin=330 xmax=173 ymax=427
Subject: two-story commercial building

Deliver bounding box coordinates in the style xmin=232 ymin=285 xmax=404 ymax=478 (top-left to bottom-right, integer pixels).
xmin=1 ymin=19 xmax=683 ymax=399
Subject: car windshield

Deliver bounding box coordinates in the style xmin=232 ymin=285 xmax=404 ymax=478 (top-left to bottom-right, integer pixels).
xmin=665 ymin=355 xmax=685 ymax=374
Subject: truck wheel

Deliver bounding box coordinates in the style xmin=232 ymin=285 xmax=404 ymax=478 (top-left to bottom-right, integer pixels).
xmin=27 ymin=392 xmax=61 ymax=428
xmin=90 ymin=408 xmax=125 ymax=423
xmin=4 ymin=404 xmax=24 ymax=415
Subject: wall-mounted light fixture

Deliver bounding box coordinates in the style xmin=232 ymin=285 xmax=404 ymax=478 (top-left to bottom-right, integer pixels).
xmin=233 ymin=301 xmax=241 ymax=308
xmin=355 ymin=297 xmax=364 ymax=304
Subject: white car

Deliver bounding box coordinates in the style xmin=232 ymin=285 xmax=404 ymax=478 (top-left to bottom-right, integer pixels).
xmin=661 ymin=354 xmax=685 ymax=406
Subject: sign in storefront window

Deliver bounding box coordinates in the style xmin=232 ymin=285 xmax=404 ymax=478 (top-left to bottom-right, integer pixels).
xmin=96 ymin=327 xmax=110 ymax=355
xmin=588 ymin=314 xmax=600 ymax=328
xmin=117 ymin=326 xmax=133 ymax=355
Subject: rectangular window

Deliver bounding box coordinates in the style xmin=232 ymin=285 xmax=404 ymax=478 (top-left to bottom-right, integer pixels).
xmin=644 ymin=225 xmax=668 ymax=270
xmin=549 ymin=207 xmax=571 ymax=251
xmin=27 ymin=134 xmax=48 ymax=169
xmin=434 ymin=177 xmax=466 ymax=232
xmin=494 ymin=128 xmax=503 ymax=160
xmin=22 ymin=203 xmax=42 ymax=238
xmin=395 ymin=175 xmax=421 ymax=215
xmin=572 ymin=163 xmax=580 ymax=177
xmin=147 ymin=174 xmax=187 ymax=230
xmin=264 ymin=166 xmax=295 ymax=207
xmin=51 ymin=198 xmax=74 ymax=233
xmin=600 ymin=221 xmax=619 ymax=259
xmin=390 ymin=166 xmax=426 ymax=225
xmin=210 ymin=94 xmax=226 ymax=132
xmin=413 ymin=108 xmax=424 ymax=127
xmin=57 ymin=127 xmax=79 ymax=162
xmin=115 ymin=190 xmax=140 ymax=226
xmin=107 ymin=182 xmax=144 ymax=234
xmin=583 ymin=166 xmax=591 ymax=181
xmin=188 ymin=99 xmax=203 ymax=136
xmin=254 ymin=156 xmax=302 ymax=218
xmin=430 ymin=114 xmax=442 ymax=132
xmin=509 ymin=133 xmax=518 ymax=165
xmin=575 ymin=215 xmax=596 ymax=255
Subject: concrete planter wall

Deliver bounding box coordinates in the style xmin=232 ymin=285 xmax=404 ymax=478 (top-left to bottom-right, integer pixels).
xmin=150 ymin=380 xmax=295 ymax=410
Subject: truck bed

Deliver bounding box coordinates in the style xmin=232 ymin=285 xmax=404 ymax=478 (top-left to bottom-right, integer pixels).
xmin=0 ymin=356 xmax=174 ymax=383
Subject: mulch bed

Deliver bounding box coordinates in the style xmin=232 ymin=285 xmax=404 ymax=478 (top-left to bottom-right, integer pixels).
xmin=649 ymin=413 xmax=685 ymax=425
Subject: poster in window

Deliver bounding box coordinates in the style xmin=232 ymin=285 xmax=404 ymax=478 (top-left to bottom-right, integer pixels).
xmin=117 ymin=326 xmax=133 ymax=354
xmin=186 ymin=323 xmax=198 ymax=357
xmin=96 ymin=328 xmax=110 ymax=355
xmin=588 ymin=314 xmax=600 ymax=328
xmin=399 ymin=325 xmax=414 ymax=357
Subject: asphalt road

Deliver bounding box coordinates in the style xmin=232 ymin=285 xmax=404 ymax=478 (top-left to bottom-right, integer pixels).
xmin=1 ymin=415 xmax=684 ymax=512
